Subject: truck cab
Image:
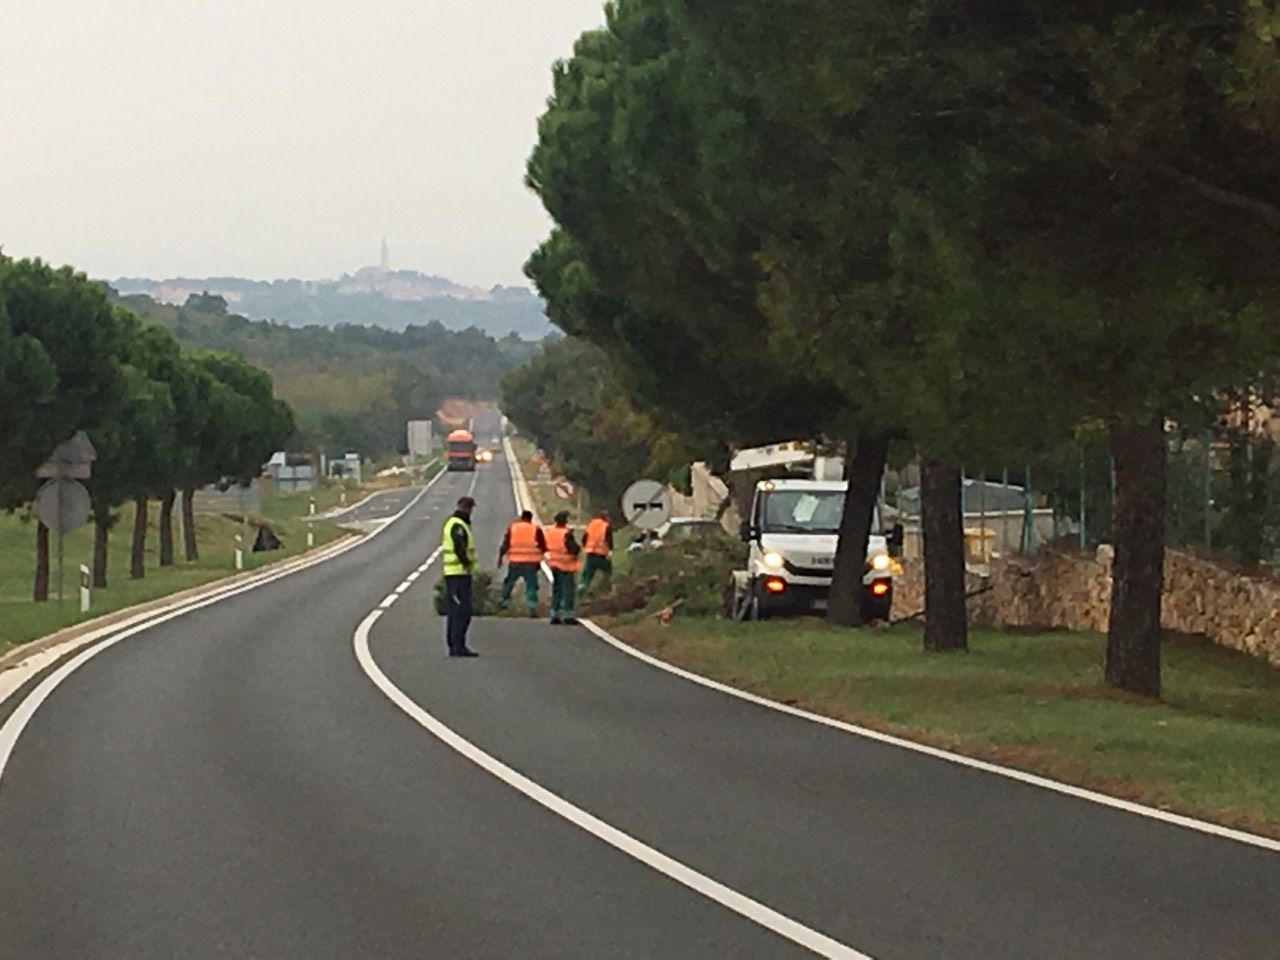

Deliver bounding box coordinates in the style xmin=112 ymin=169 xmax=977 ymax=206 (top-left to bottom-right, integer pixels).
xmin=737 ymin=479 xmax=896 ymax=621
xmin=445 ymin=429 xmax=478 ymax=472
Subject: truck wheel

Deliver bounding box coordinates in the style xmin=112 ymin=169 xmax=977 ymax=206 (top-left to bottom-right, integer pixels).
xmin=861 ymin=595 xmax=893 ymax=624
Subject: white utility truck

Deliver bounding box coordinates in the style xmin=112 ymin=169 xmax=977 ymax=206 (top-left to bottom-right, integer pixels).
xmin=726 ymin=443 xmax=901 ymax=621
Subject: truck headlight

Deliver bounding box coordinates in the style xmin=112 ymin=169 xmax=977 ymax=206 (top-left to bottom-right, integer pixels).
xmin=870 ymin=553 xmax=891 ymax=572
xmin=763 ymin=551 xmax=785 ymax=569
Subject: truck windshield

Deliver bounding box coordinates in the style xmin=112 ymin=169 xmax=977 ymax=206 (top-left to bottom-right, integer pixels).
xmin=760 ymin=491 xmax=846 ymax=534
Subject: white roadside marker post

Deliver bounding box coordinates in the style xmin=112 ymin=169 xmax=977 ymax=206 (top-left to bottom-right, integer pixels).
xmin=79 ymin=564 xmax=91 ymax=614
xmin=309 ymin=496 xmax=316 ymax=516
xmin=234 ymin=534 xmax=244 ymax=571
xmin=307 ymin=529 xmax=315 ymax=549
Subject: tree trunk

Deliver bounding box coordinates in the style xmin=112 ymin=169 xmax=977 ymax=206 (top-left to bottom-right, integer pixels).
xmin=1105 ymin=416 xmax=1166 ymax=698
xmin=93 ymin=516 xmax=110 ymax=589
xmin=828 ymin=433 xmax=891 ymax=627
xmin=922 ymin=458 xmax=968 ymax=653
xmin=33 ymin=521 xmax=50 ymax=602
xmin=158 ymin=489 xmax=176 ymax=567
xmin=182 ymin=486 xmax=199 ymax=561
xmin=131 ymin=497 xmax=148 ymax=580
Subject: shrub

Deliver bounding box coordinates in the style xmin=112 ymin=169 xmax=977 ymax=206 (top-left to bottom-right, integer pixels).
xmin=433 ymin=568 xmax=499 ymax=616
xmin=583 ymin=529 xmax=746 ymax=618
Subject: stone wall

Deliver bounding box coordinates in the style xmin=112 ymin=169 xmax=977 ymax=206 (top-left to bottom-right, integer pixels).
xmin=894 ymin=548 xmax=1280 ymax=668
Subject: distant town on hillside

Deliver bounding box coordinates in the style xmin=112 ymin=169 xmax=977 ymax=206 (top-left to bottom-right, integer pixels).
xmin=110 ymin=242 xmax=553 ymax=340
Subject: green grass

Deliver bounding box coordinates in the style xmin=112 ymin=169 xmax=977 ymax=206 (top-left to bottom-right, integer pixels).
xmin=610 ymin=617 xmax=1280 ymax=838
xmin=0 ymin=492 xmax=348 ymax=655
xmin=259 ymin=478 xmax=360 ymax=522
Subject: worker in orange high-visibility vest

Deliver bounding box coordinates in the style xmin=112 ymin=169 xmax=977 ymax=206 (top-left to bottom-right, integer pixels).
xmin=580 ymin=509 xmax=614 ymax=592
xmin=545 ymin=510 xmax=582 ymax=625
xmin=497 ymin=509 xmax=547 ymax=617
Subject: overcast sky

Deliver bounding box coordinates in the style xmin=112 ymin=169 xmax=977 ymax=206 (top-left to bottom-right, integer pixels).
xmin=0 ymin=0 xmax=606 ymax=287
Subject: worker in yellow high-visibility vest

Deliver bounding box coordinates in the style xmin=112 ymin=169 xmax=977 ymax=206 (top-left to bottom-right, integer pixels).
xmin=440 ymin=496 xmax=479 ymax=657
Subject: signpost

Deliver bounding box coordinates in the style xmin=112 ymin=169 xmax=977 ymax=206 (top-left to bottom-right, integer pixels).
xmin=35 ymin=432 xmax=96 ymax=602
xmin=621 ymin=480 xmax=672 ymax=531
xmin=554 ymin=478 xmax=575 ymax=501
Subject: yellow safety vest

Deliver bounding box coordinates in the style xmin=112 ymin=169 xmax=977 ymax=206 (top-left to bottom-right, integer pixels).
xmin=442 ymin=515 xmax=475 ymax=576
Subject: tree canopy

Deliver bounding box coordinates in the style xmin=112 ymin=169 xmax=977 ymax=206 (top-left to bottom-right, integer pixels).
xmin=523 ymin=0 xmax=1280 ymax=693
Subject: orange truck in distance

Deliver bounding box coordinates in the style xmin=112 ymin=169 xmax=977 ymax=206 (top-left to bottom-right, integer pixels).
xmin=446 ymin=429 xmax=478 ymax=472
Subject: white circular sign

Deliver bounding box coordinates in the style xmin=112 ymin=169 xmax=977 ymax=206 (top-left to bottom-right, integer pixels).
xmin=621 ymin=480 xmax=671 ymax=531
xmin=555 ymin=479 xmax=575 ymax=500
xmin=35 ymin=479 xmax=92 ymax=535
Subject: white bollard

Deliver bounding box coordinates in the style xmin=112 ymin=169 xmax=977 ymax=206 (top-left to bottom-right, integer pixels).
xmin=79 ymin=564 xmax=91 ymax=614
xmin=234 ymin=535 xmax=244 ymax=571
xmin=307 ymin=529 xmax=315 ymax=549
xmin=309 ymin=497 xmax=316 ymax=516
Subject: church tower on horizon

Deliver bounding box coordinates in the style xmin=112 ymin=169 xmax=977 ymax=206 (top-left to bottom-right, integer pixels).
xmin=379 ymin=237 xmax=389 ymax=272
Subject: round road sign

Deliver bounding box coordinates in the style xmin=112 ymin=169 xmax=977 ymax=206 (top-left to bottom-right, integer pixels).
xmin=621 ymin=480 xmax=671 ymax=531
xmin=555 ymin=479 xmax=575 ymax=500
xmin=35 ymin=479 xmax=92 ymax=535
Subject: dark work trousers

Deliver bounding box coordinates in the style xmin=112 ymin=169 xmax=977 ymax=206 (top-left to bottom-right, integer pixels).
xmin=444 ymin=574 xmax=474 ymax=653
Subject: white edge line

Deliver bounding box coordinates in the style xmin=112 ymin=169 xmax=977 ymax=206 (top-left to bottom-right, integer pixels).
xmin=0 ymin=482 xmax=434 ymax=697
xmin=578 ymin=619 xmax=1280 ymax=854
xmin=353 ymin=609 xmax=871 ymax=960
xmin=0 ymin=468 xmax=449 ymax=782
xmin=502 ymin=428 xmax=1279 ymax=854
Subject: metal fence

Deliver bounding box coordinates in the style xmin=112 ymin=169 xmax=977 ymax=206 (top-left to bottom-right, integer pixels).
xmin=887 ymin=426 xmax=1279 ymax=568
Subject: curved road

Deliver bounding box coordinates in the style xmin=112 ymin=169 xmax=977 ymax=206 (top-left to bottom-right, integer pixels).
xmin=1 ymin=411 xmax=1277 ymax=958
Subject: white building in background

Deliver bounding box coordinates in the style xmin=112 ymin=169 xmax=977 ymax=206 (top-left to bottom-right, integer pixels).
xmin=329 ymin=453 xmax=362 ymax=484
xmin=407 ymin=420 xmax=434 ymax=460
xmin=263 ymin=451 xmax=316 ymax=493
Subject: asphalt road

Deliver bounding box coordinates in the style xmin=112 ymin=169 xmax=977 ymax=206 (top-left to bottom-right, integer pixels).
xmin=1 ymin=410 xmax=1276 ymax=958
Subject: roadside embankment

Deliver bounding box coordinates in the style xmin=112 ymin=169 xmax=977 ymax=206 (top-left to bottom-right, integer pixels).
xmin=0 ymin=486 xmax=358 ymax=655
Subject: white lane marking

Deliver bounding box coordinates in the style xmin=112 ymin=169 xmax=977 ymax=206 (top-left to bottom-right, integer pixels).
xmin=579 ymin=620 xmax=1280 ymax=855
xmin=406 ymin=571 xmax=421 ymax=583
xmin=379 ymin=593 xmax=400 ymax=610
xmin=353 ymin=612 xmax=871 ymax=960
xmin=0 ymin=469 xmax=450 ymax=784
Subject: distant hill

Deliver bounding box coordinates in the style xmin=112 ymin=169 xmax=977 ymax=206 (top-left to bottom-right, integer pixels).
xmin=110 ymin=267 xmax=553 ymax=340
xmin=111 ymin=290 xmax=544 ymax=458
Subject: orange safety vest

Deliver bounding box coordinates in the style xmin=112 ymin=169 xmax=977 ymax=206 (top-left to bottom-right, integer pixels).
xmin=584 ymin=518 xmax=612 ymax=557
xmin=506 ymin=520 xmax=544 ymax=565
xmin=545 ymin=525 xmax=581 ymax=573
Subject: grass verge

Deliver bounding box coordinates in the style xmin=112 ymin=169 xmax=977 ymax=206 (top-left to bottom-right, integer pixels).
xmin=607 ymin=616 xmax=1280 ymax=839
xmin=0 ymin=490 xmax=351 ymax=655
